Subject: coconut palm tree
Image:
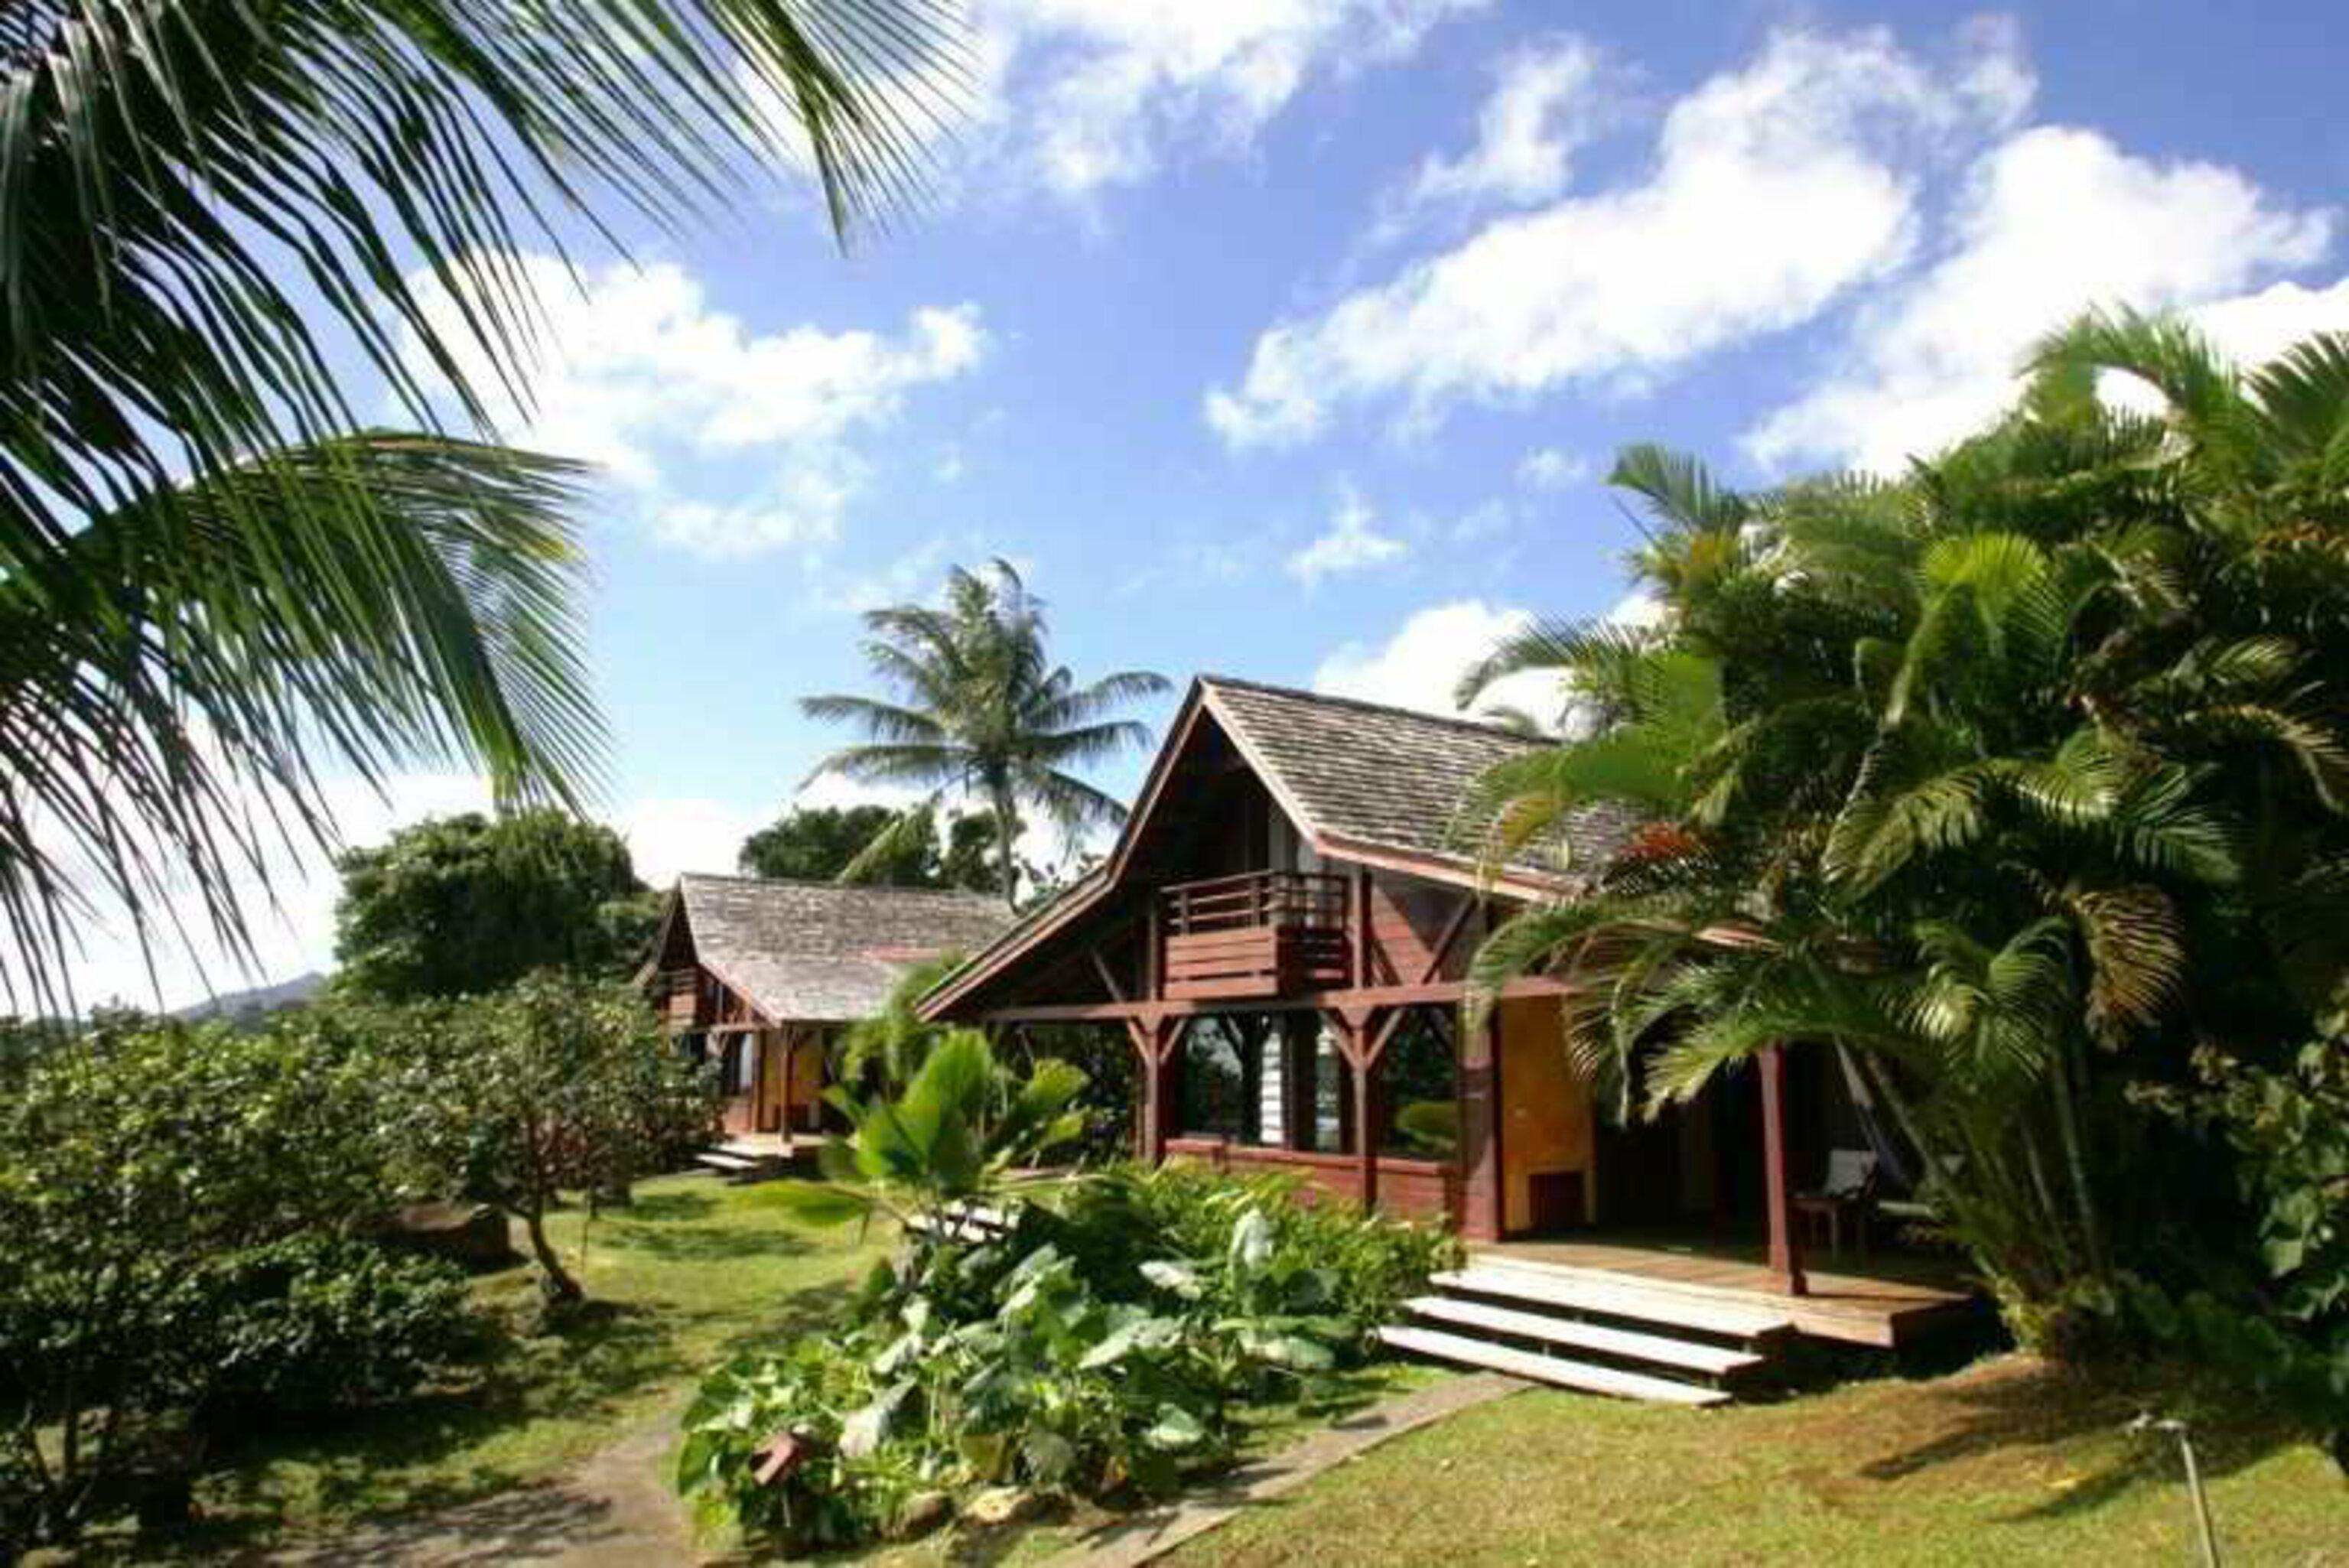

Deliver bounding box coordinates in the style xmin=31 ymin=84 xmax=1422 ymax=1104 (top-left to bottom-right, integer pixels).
xmin=802 ymin=561 xmax=1170 ymax=906
xmin=4 ymin=0 xmax=962 ymax=1007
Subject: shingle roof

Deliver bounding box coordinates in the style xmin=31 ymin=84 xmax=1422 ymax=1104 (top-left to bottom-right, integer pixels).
xmin=1199 ymin=676 xmax=1636 ymax=880
xmin=673 ymin=873 xmax=1011 ymax=1023
xmin=917 ymin=678 xmax=1641 ymax=1020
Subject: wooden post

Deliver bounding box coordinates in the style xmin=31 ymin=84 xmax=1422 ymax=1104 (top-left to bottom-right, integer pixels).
xmin=1458 ymin=1005 xmax=1504 ymax=1241
xmin=1761 ymin=1045 xmax=1807 ymax=1296
xmin=1127 ymin=1020 xmax=1157 ymax=1163
xmin=1349 ymin=866 xmax=1372 ymax=987
xmin=779 ymin=1029 xmax=795 ymax=1136
xmin=1283 ymin=1013 xmax=1318 ymax=1150
xmin=1331 ymin=1009 xmax=1380 ymax=1215
xmin=1144 ymin=899 xmax=1163 ymax=1001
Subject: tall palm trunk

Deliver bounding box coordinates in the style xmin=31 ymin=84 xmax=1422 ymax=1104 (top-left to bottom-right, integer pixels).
xmin=988 ymin=776 xmax=1020 ymax=907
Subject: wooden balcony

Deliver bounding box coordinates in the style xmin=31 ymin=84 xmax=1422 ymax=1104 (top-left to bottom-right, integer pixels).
xmin=1161 ymin=870 xmax=1349 ymax=1000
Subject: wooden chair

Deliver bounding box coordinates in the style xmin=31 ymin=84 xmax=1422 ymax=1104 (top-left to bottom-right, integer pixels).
xmin=1793 ymin=1148 xmax=1879 ymax=1258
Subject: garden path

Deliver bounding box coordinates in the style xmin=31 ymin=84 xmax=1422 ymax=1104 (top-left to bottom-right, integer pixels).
xmin=262 ymin=1409 xmax=691 ymax=1566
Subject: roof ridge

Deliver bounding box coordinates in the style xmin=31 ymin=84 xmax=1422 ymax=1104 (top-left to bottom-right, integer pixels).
xmin=675 ymin=870 xmax=1002 ymax=901
xmin=1197 ymin=672 xmax=1547 ymax=744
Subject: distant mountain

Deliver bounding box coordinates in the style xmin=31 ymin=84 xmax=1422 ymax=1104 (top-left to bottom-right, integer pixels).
xmin=174 ymin=970 xmax=328 ymax=1025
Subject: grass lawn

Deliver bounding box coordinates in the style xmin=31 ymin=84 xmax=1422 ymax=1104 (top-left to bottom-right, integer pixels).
xmin=1163 ymin=1353 xmax=2348 ymax=1567
xmin=183 ymin=1170 xmax=890 ymax=1552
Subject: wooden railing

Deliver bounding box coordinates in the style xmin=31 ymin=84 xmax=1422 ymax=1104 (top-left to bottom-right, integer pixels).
xmin=1160 ymin=870 xmax=1349 ymax=1000
xmin=1162 ymin=869 xmax=1348 ymax=935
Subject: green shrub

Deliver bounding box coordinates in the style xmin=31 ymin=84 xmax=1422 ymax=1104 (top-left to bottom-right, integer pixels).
xmin=2130 ymin=1041 xmax=2349 ymax=1469
xmin=197 ymin=1236 xmax=480 ymax=1421
xmin=1041 ymin=1163 xmax=1461 ymax=1342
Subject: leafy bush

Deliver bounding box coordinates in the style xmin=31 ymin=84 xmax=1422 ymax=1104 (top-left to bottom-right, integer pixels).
xmin=0 ymin=1013 xmax=493 ymax=1545
xmin=2130 ymin=1041 xmax=2349 ymax=1469
xmin=1040 ymin=1163 xmax=1462 ymax=1344
xmin=399 ymin=974 xmax=718 ymax=1301
xmin=679 ymin=1166 xmax=1457 ymax=1550
xmin=197 ymin=1237 xmax=479 ymax=1421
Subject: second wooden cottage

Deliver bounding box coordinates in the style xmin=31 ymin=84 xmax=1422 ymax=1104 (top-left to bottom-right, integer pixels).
xmin=644 ymin=873 xmax=1010 ymax=1149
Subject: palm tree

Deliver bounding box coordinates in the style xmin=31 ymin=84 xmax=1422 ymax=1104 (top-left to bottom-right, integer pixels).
xmin=5 ymin=0 xmax=961 ymax=1007
xmin=1457 ymin=324 xmax=2349 ymax=1345
xmin=802 ymin=561 xmax=1170 ymax=906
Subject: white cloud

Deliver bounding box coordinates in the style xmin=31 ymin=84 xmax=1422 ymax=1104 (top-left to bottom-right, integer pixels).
xmin=1316 ymin=592 xmax=1667 ymax=734
xmin=616 ymin=796 xmax=766 ymax=886
xmin=403 ymin=255 xmax=987 ymax=558
xmin=1286 ymin=482 xmax=1407 ymax=585
xmin=1206 ymin=24 xmax=2031 ymax=447
xmin=981 ymin=0 xmax=1485 ymax=200
xmin=1315 ymin=600 xmax=1549 ymax=723
xmin=1449 ymin=497 xmax=1515 ymax=542
xmin=1517 ymin=447 xmax=1589 ymax=490
xmin=1399 ymin=36 xmax=1609 ymax=215
xmin=2183 ymin=277 xmax=2349 ymax=374
xmin=1745 ymin=127 xmax=2335 ymax=471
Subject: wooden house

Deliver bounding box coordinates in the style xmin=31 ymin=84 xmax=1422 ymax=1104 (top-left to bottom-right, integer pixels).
xmin=920 ymin=678 xmax=1975 ymax=1380
xmin=644 ymin=873 xmax=1010 ymax=1144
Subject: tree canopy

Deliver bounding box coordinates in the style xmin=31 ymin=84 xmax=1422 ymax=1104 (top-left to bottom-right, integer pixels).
xmin=738 ymin=802 xmax=1010 ymax=894
xmin=332 ymin=810 xmax=659 ymax=1000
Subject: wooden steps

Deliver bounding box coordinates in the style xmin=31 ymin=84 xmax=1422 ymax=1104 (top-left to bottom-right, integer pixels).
xmin=1432 ymin=1264 xmax=1794 ymax=1343
xmin=1378 ymin=1260 xmax=1795 ymax=1406
xmin=694 ymin=1138 xmax=799 ymax=1182
xmin=1399 ymin=1296 xmax=1765 ymax=1379
xmin=1376 ymin=1326 xmax=1729 ymax=1407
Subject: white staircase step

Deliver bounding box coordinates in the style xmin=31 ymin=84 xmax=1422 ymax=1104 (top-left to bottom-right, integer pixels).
xmin=695 ymin=1151 xmax=756 ymax=1172
xmin=1432 ymin=1267 xmax=1793 ymax=1343
xmin=1402 ymin=1296 xmax=1764 ymax=1379
xmin=1377 ymin=1326 xmax=1728 ymax=1407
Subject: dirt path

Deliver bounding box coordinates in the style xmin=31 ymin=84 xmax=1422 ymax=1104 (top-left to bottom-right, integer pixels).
xmin=260 ymin=1414 xmax=693 ymax=1566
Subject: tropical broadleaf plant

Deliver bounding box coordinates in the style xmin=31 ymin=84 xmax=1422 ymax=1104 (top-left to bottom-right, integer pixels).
xmin=761 ymin=1027 xmax=1089 ymax=1236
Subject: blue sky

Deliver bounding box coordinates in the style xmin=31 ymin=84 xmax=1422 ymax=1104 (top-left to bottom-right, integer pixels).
xmin=86 ymin=0 xmax=2349 ymax=1004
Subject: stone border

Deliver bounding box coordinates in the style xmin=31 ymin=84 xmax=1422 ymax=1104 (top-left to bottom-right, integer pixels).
xmin=1043 ymin=1371 xmax=1526 ymax=1568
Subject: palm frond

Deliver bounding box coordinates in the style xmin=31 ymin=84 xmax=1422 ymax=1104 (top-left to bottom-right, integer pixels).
xmin=798 ymin=693 xmax=948 ymax=744
xmin=1608 ymin=444 xmax=1749 ymax=536
xmin=0 ymin=433 xmax=601 ymax=1010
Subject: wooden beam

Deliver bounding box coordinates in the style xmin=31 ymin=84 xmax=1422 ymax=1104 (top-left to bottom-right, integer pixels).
xmin=1087 ymin=947 xmax=1129 ymax=1004
xmin=1364 ymin=896 xmax=1483 ymax=1060
xmin=1761 ymin=1045 xmax=1807 ymax=1297
xmin=975 ymin=974 xmax=1572 ymax=1026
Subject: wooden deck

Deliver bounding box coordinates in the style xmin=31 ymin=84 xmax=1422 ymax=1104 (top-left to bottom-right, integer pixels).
xmin=1475 ymin=1232 xmax=1980 ymax=1349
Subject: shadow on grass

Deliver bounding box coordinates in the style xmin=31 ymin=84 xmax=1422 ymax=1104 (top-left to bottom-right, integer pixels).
xmin=184 ymin=1277 xmax=862 ymax=1556
xmin=617 ymin=1189 xmax=721 ymax=1225
xmin=1854 ymin=1357 xmax=2303 ymax=1523
xmin=604 ymin=1218 xmax=820 ymax=1265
